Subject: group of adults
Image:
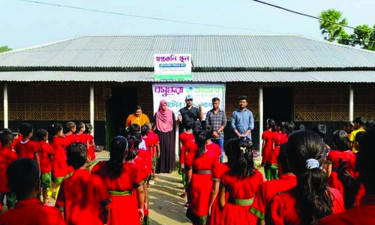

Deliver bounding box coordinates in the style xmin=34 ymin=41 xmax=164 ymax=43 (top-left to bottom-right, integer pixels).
xmin=125 ymin=95 xmax=254 ymax=173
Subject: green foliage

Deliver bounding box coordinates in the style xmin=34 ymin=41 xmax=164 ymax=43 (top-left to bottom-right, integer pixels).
xmin=319 ymin=9 xmax=348 ymax=42
xmin=0 ymin=46 xmax=12 ymax=53
xmin=319 ymin=9 xmax=375 ymax=51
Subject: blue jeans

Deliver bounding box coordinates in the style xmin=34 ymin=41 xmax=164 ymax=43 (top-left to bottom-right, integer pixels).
xmin=212 ymin=137 xmax=224 ymax=163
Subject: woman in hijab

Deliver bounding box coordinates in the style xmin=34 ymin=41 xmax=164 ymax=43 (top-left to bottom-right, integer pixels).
xmin=153 ymin=100 xmax=176 ymax=173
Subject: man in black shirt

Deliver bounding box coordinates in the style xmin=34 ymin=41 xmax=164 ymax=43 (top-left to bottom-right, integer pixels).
xmin=178 ymin=95 xmax=203 ymax=131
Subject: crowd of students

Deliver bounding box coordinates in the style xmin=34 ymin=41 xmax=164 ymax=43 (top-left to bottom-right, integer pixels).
xmin=0 ymin=114 xmax=373 ymax=225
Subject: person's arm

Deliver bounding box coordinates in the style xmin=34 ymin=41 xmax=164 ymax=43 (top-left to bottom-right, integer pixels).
xmin=245 ymin=111 xmax=254 ymax=136
xmin=219 ymin=185 xmax=226 ymax=209
xmin=126 ymin=115 xmax=132 ymax=127
xmin=209 ymin=181 xmax=220 ymax=215
xmin=136 ymin=185 xmax=145 ymax=221
xmin=198 ymin=105 xmax=203 ymax=121
xmin=218 ymin=112 xmax=227 ymax=133
xmin=231 ymin=112 xmax=242 ymax=137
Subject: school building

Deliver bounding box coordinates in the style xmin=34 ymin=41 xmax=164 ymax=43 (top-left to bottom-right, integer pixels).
xmin=0 ymin=35 xmax=375 ymax=149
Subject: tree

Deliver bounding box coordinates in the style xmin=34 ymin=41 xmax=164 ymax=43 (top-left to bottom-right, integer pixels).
xmin=319 ymin=9 xmax=348 ymax=42
xmin=0 ymin=46 xmax=12 ymax=53
xmin=352 ymin=25 xmax=373 ymax=49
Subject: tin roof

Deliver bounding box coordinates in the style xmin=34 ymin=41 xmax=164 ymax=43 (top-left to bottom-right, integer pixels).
xmin=0 ymin=71 xmax=374 ymax=83
xmin=1 ymin=35 xmax=375 ymax=71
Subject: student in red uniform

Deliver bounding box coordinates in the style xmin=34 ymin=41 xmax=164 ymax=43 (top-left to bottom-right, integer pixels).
xmin=327 ymin=130 xmax=356 ymax=195
xmin=64 ymin=122 xmax=77 ymax=144
xmin=270 ymin=121 xmax=283 ymax=180
xmin=186 ymin=126 xmax=219 ymax=225
xmin=261 ymin=118 xmax=275 ymax=180
xmin=35 ymin=129 xmax=54 ymax=204
xmin=56 ymin=142 xmax=110 ymax=225
xmin=207 ymin=139 xmax=233 ymax=225
xmin=15 ymin=123 xmax=40 ymax=165
xmin=11 ymin=131 xmax=21 ymax=151
xmin=84 ymin=123 xmax=97 ymax=169
xmin=219 ymin=138 xmax=263 ymax=225
xmin=146 ymin=123 xmax=159 ymax=181
xmin=92 ymin=136 xmax=145 ymax=225
xmin=265 ymin=130 xmax=345 ymax=225
xmin=48 ymin=123 xmax=69 ymax=199
xmin=0 ymin=130 xmax=18 ymax=210
xmin=318 ymin=126 xmax=375 ymax=225
xmin=250 ymin=144 xmax=297 ymax=224
xmin=75 ymin=122 xmax=89 ymax=145
xmin=179 ymin=120 xmax=195 ymax=187
xmin=0 ymin=158 xmax=65 ymax=225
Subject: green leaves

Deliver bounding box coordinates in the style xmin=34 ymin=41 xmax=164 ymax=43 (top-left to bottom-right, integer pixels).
xmin=319 ymin=9 xmax=375 ymax=51
xmin=0 ymin=46 xmax=12 ymax=53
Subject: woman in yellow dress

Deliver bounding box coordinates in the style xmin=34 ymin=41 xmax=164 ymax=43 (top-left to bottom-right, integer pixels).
xmin=126 ymin=105 xmax=150 ymax=127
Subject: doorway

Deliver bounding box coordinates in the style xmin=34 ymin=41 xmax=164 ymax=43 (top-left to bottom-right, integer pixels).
xmin=263 ymin=87 xmax=293 ymax=123
xmin=106 ymin=87 xmax=138 ymax=149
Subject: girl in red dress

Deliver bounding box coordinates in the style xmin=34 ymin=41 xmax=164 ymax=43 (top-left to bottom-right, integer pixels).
xmin=219 ymin=138 xmax=263 ymax=225
xmin=327 ymin=130 xmax=356 ymax=195
xmin=207 ymin=140 xmax=233 ymax=225
xmin=64 ymin=122 xmax=77 ymax=144
xmin=92 ymin=136 xmax=145 ymax=225
xmin=265 ymin=130 xmax=345 ymax=225
xmin=261 ymin=118 xmax=275 ymax=180
xmin=48 ymin=123 xmax=69 ymax=199
xmin=186 ymin=126 xmax=219 ymax=225
xmin=179 ymin=120 xmax=195 ymax=187
xmin=146 ymin=123 xmax=159 ymax=180
xmin=271 ymin=121 xmax=284 ymax=180
xmin=75 ymin=122 xmax=89 ymax=146
xmin=84 ymin=123 xmax=97 ymax=169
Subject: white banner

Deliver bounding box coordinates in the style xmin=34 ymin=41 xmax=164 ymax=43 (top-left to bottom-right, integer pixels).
xmin=152 ymin=83 xmax=226 ymax=118
xmin=154 ymin=54 xmax=192 ymax=80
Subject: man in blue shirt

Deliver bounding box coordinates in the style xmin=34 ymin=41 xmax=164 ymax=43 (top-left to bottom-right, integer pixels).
xmin=231 ymin=95 xmax=254 ymax=140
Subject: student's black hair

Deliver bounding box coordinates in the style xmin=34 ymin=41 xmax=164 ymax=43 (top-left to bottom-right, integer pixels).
xmin=356 ymin=127 xmax=375 ymax=193
xmin=332 ymin=130 xmax=350 ymax=151
xmin=266 ymin=118 xmax=276 ymax=130
xmin=66 ymin=122 xmax=76 ymax=131
xmin=135 ymin=105 xmax=142 ymax=112
xmin=7 ymin=158 xmax=39 ymax=200
xmin=201 ymin=124 xmax=213 ymax=140
xmin=286 ymin=130 xmax=332 ymax=225
xmin=84 ymin=123 xmax=93 ymax=134
xmin=35 ymin=129 xmax=48 ymax=141
xmin=183 ymin=119 xmax=194 ymax=131
xmin=277 ymin=144 xmax=291 ymax=174
xmin=238 ymin=95 xmax=248 ymax=101
xmin=283 ymin=122 xmax=295 ymax=135
xmin=353 ymin=117 xmax=365 ymax=126
xmin=76 ymin=122 xmax=85 ymax=133
xmin=212 ymin=97 xmax=220 ymax=102
xmin=66 ymin=142 xmax=88 ymax=170
xmin=19 ymin=123 xmax=33 ymax=137
xmin=141 ymin=125 xmax=149 ymax=136
xmin=312 ymin=123 xmax=327 ymax=139
xmin=129 ymin=124 xmax=141 ymax=133
xmin=226 ymin=137 xmax=254 ymax=179
xmin=0 ymin=129 xmax=14 ymax=146
xmin=106 ymin=136 xmax=128 ymax=178
xmin=47 ymin=123 xmax=63 ymax=143
xmin=195 ymin=130 xmax=207 ymax=157
xmin=126 ymin=134 xmax=140 ymax=161
xmin=344 ymin=121 xmax=354 ymax=128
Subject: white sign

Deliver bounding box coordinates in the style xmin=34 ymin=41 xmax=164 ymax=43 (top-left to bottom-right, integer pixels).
xmin=154 ymin=54 xmax=192 ymax=80
xmin=152 ymin=83 xmax=226 ymax=117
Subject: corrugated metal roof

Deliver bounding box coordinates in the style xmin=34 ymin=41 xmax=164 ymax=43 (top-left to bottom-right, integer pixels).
xmin=0 ymin=71 xmax=374 ymax=83
xmin=1 ymin=35 xmax=375 ymax=70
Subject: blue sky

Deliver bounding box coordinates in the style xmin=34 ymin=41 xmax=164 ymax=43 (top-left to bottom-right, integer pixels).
xmin=0 ymin=0 xmax=374 ymax=49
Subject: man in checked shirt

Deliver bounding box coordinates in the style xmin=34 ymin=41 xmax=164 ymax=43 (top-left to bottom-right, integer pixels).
xmin=206 ymin=97 xmax=227 ymax=162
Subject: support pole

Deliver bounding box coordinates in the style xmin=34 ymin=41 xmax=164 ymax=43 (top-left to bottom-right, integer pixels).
xmin=90 ymin=84 xmax=95 ymax=136
xmin=3 ymin=84 xmax=8 ymax=129
xmin=175 ymin=123 xmax=179 ymax=162
xmin=259 ymin=86 xmax=263 ymax=160
xmin=349 ymin=85 xmax=354 ymax=121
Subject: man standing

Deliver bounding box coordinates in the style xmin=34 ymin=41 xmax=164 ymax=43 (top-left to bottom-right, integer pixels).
xmin=231 ymin=96 xmax=254 ymax=141
xmin=178 ymin=95 xmax=203 ymax=130
xmin=206 ymin=97 xmax=227 ymax=162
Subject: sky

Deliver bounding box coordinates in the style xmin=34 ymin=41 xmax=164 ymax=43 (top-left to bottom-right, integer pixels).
xmin=0 ymin=0 xmax=374 ymax=49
